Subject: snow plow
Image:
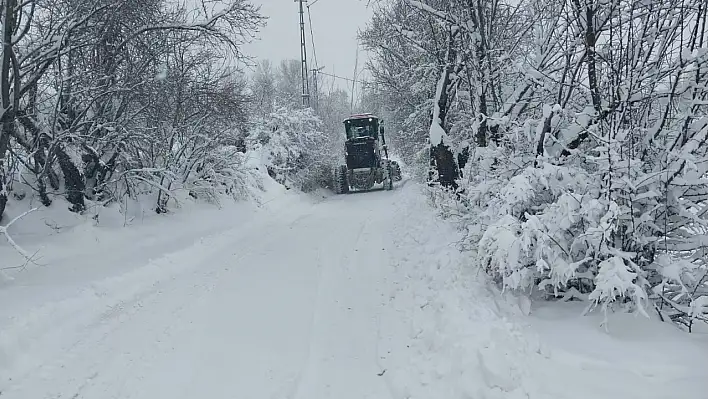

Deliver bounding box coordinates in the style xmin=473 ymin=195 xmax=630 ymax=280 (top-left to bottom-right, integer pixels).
xmin=333 ymin=113 xmax=402 ymax=194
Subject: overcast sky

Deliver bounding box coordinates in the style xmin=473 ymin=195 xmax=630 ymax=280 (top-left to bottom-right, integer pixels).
xmin=244 ymin=0 xmax=374 ymax=91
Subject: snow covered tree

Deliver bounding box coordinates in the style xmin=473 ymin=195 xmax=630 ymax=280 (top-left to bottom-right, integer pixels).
xmin=360 ymin=0 xmax=441 ymax=164
xmin=244 ymin=57 xmax=361 ymax=193
xmin=247 ymin=106 xmax=338 ymax=192
xmin=0 ymin=0 xmax=265 ymax=220
xmin=251 ymin=60 xmax=277 ymax=118
xmin=365 ymin=0 xmax=708 ymax=329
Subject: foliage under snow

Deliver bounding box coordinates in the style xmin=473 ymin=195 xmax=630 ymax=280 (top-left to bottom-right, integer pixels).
xmin=247 ymin=107 xmax=340 ymax=192
xmin=363 ymin=0 xmax=708 ymax=330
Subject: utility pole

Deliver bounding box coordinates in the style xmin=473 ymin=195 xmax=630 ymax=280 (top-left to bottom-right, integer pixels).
xmin=350 ymin=43 xmax=359 ymax=113
xmin=311 ymin=66 xmax=324 ymax=112
xmin=296 ymin=0 xmax=310 ymax=108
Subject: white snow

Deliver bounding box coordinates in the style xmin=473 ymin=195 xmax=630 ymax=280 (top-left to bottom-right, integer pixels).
xmin=527 ymin=302 xmax=708 ymax=397
xmin=429 ymin=64 xmax=451 ymax=147
xmin=1 ymin=178 xmax=706 ymax=398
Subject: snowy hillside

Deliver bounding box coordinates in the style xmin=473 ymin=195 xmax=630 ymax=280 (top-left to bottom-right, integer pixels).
xmin=1 ymin=178 xmax=704 ymax=398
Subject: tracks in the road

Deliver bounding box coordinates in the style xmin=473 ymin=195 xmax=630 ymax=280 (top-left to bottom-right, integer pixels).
xmin=287 ymin=244 xmax=321 ymax=399
xmin=1 ymin=201 xmax=321 ymax=398
xmin=289 ymin=197 xmax=397 ymax=399
xmin=9 ymin=236 xmax=245 ymax=398
xmin=2 ymin=184 xmax=414 ymax=399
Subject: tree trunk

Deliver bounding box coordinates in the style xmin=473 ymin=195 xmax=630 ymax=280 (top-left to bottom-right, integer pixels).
xmin=0 ymin=124 xmax=10 ymax=222
xmin=431 ymin=143 xmax=459 ymax=189
xmin=0 ymin=0 xmax=16 ymax=222
xmin=534 ymin=109 xmax=555 ymax=167
xmin=468 ymin=0 xmax=496 ymax=147
xmin=565 ymin=0 xmax=599 ymax=153
xmin=458 ymin=144 xmax=470 ymax=175
xmin=428 ymin=28 xmax=460 ymax=189
xmin=55 ymin=145 xmax=86 ymax=213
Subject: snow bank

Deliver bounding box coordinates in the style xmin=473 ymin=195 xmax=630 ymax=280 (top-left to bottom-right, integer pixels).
xmin=0 ymin=164 xmax=320 ymax=386
xmin=379 ymin=183 xmax=707 ymax=399
xmin=0 ymin=156 xmax=285 ymax=274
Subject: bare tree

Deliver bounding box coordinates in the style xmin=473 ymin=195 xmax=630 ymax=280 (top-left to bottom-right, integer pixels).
xmin=0 ymin=0 xmax=265 ymax=221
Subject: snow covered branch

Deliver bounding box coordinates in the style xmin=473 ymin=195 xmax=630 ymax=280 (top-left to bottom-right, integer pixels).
xmin=364 ymin=0 xmax=708 ymax=329
xmin=0 ymin=208 xmax=37 ymax=261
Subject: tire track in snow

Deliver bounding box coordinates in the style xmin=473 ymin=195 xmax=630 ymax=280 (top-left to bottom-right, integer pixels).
xmin=5 ymin=232 xmax=272 ymax=399
xmin=288 ymin=211 xmax=375 ymax=399
xmin=3 ymin=182 xmax=414 ymax=399
xmin=1 ymin=203 xmax=319 ymax=398
xmin=289 ymin=192 xmax=397 ymax=399
xmin=287 ymin=246 xmax=324 ymax=399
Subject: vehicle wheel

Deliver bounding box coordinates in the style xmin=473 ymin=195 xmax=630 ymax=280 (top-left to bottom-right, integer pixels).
xmin=382 ymin=162 xmax=393 ymax=191
xmin=391 ymin=161 xmax=402 ymax=181
xmin=334 ymin=164 xmax=349 ymax=194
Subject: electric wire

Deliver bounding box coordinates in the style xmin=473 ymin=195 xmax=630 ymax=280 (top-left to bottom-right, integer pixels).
xmin=317 ymin=71 xmax=366 ymax=84
xmin=303 ymin=0 xmax=369 ymax=97
xmin=306 ymin=5 xmax=319 ymax=71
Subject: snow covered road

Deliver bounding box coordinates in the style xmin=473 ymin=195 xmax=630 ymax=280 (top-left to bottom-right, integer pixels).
xmin=1 ymin=184 xmax=408 ymax=399
xmin=1 ymin=180 xmax=706 ymax=399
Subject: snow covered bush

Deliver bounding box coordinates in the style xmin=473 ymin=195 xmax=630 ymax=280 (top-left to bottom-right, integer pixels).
xmin=457 ymin=97 xmax=708 ymax=328
xmin=364 ymin=0 xmax=708 ymax=329
xmin=183 ymin=147 xmax=264 ymax=205
xmin=467 ymin=136 xmax=708 ymax=329
xmin=246 ymin=106 xmax=340 ymax=192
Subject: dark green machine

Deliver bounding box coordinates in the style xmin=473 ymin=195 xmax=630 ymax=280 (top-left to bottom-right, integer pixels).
xmin=333 ymin=113 xmax=402 ymax=194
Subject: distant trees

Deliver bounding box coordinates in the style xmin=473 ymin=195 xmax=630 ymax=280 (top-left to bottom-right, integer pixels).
xmin=0 ymin=0 xmax=265 ymax=221
xmin=244 ymin=58 xmax=357 ymax=192
xmin=363 ymin=0 xmax=708 ymax=330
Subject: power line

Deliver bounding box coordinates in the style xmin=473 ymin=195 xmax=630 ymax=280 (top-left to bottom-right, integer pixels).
xmin=317 ymin=71 xmax=369 ymax=85
xmin=306 ymin=5 xmax=319 ymax=70
xmin=300 ymin=0 xmax=369 ymax=102
xmin=306 ymin=3 xmax=321 ymax=110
